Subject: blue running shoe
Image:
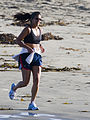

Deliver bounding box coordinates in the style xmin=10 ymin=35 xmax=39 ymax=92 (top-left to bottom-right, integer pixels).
xmin=28 ymin=103 xmax=39 ymax=110
xmin=9 ymin=83 xmax=15 ymax=100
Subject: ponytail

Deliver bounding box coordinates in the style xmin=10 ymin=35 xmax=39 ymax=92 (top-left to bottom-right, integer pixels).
xmin=14 ymin=12 xmax=31 ymax=21
xmin=14 ymin=11 xmax=41 ymax=22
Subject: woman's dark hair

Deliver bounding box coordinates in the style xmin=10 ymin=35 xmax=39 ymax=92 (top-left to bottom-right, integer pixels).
xmin=14 ymin=12 xmax=40 ymax=22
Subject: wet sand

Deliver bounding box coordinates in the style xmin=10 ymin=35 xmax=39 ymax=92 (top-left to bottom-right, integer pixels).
xmin=0 ymin=71 xmax=90 ymax=120
xmin=0 ymin=0 xmax=90 ymax=120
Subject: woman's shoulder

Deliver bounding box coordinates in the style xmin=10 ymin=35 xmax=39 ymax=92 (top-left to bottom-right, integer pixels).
xmin=26 ymin=25 xmax=31 ymax=31
xmin=23 ymin=25 xmax=31 ymax=34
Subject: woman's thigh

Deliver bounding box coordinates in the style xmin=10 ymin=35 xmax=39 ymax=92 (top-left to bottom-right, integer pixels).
xmin=32 ymin=66 xmax=41 ymax=83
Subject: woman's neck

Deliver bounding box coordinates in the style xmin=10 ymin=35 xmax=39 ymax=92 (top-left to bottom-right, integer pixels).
xmin=30 ymin=24 xmax=38 ymax=29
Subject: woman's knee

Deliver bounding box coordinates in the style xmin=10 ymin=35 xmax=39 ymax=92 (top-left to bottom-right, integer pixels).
xmin=33 ymin=77 xmax=39 ymax=87
xmin=22 ymin=69 xmax=31 ymax=86
xmin=22 ymin=81 xmax=29 ymax=87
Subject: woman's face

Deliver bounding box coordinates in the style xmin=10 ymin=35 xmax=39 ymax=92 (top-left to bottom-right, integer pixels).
xmin=32 ymin=14 xmax=42 ymax=27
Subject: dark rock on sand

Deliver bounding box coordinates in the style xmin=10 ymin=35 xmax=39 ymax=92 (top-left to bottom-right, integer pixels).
xmin=42 ymin=66 xmax=81 ymax=72
xmin=0 ymin=63 xmax=18 ymax=69
xmin=42 ymin=32 xmax=63 ymax=41
xmin=0 ymin=63 xmax=81 ymax=72
xmin=41 ymin=20 xmax=68 ymax=26
xmin=0 ymin=33 xmax=17 ymax=44
xmin=0 ymin=32 xmax=63 ymax=44
xmin=11 ymin=20 xmax=68 ymax=27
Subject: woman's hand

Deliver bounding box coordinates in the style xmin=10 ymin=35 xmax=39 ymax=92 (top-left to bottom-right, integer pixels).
xmin=40 ymin=44 xmax=45 ymax=53
xmin=27 ymin=47 xmax=34 ymax=53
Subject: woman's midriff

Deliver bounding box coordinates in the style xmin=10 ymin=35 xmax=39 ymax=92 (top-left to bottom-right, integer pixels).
xmin=26 ymin=43 xmax=40 ymax=51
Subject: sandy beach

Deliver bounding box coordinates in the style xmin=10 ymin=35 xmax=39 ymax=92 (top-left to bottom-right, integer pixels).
xmin=0 ymin=0 xmax=90 ymax=120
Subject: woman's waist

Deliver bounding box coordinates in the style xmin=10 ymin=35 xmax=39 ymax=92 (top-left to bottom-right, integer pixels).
xmin=26 ymin=43 xmax=40 ymax=49
xmin=20 ymin=47 xmax=41 ymax=54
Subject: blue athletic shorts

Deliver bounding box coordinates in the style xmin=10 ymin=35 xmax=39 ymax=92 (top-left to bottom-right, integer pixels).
xmin=18 ymin=53 xmax=42 ymax=70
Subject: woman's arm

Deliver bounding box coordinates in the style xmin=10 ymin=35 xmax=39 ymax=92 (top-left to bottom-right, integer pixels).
xmin=40 ymin=44 xmax=45 ymax=53
xmin=16 ymin=27 xmax=34 ymax=53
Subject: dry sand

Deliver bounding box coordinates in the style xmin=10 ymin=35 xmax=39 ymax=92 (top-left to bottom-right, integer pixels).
xmin=0 ymin=0 xmax=90 ymax=120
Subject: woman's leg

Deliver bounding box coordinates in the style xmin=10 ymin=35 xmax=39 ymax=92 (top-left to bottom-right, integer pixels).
xmin=13 ymin=69 xmax=31 ymax=91
xmin=31 ymin=66 xmax=41 ymax=102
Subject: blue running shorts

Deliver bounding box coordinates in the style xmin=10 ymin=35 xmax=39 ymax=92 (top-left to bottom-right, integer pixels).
xmin=18 ymin=53 xmax=42 ymax=70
